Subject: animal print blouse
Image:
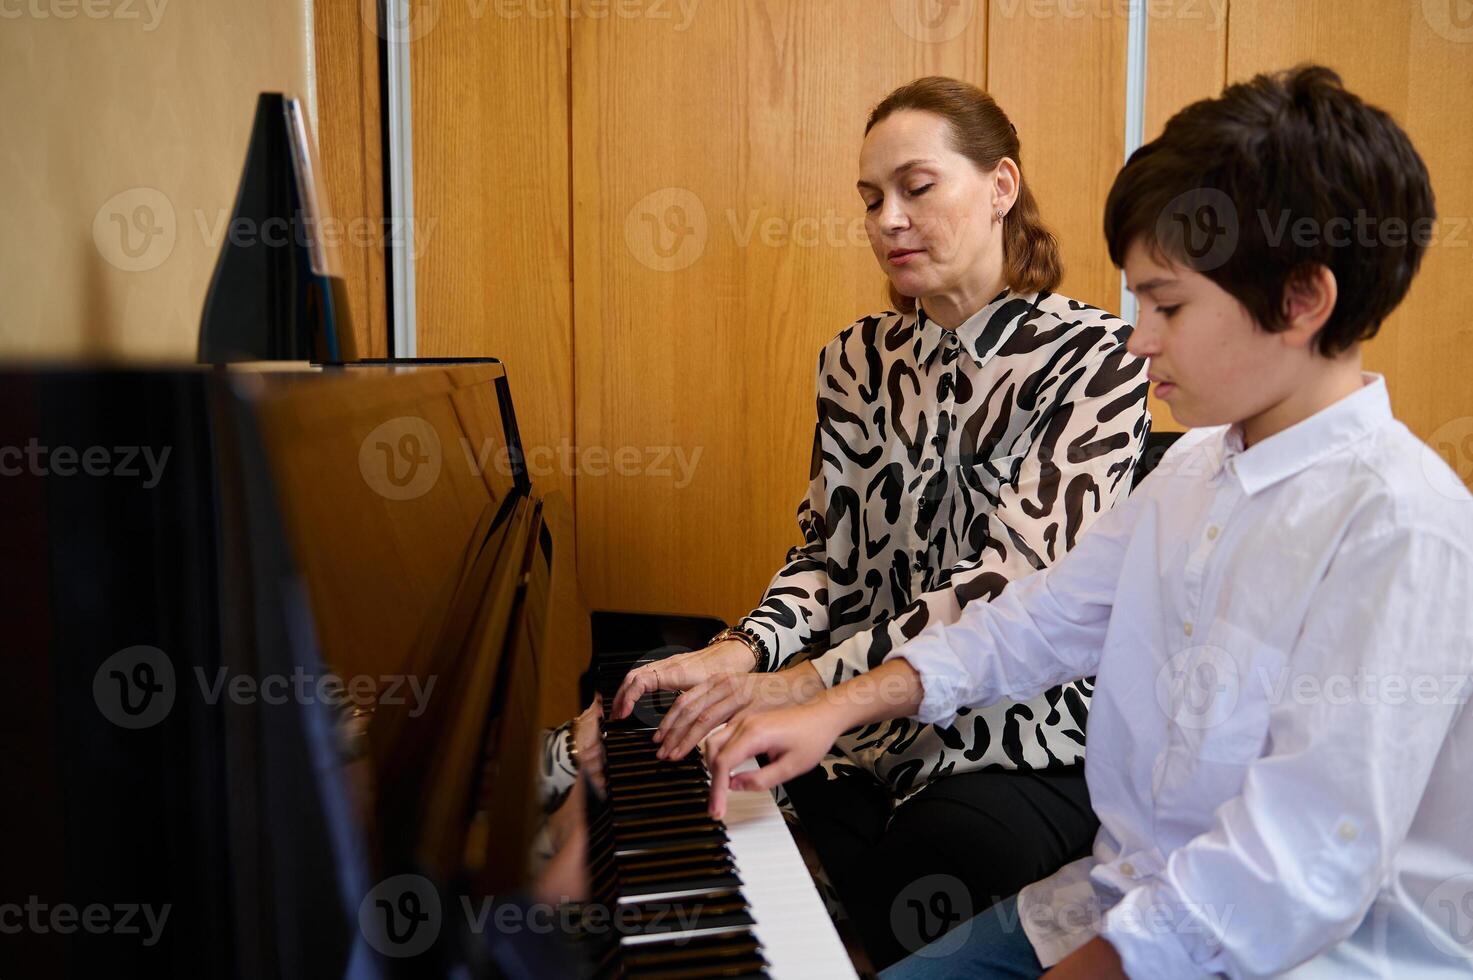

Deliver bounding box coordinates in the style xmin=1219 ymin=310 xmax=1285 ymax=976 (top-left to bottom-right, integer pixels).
xmin=736 ymin=288 xmax=1149 ymax=797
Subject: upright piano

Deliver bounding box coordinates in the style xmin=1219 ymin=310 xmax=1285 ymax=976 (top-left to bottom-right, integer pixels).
xmin=3 ymin=361 xmax=854 ymax=979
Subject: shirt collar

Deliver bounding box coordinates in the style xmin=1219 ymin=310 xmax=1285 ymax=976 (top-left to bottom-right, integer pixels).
xmin=912 ymin=288 xmax=1036 ymax=368
xmin=1219 ymin=373 xmax=1393 ymax=495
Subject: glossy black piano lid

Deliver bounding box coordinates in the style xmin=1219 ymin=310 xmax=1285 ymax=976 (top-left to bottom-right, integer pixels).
xmin=0 ymin=369 xmax=362 ymax=979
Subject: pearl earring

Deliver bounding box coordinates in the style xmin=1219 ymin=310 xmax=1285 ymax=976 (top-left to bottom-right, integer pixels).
xmin=997 ymin=209 xmax=1005 ymax=221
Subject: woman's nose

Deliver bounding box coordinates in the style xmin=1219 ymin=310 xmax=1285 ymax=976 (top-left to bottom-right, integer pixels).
xmin=878 ymin=198 xmax=909 ymax=234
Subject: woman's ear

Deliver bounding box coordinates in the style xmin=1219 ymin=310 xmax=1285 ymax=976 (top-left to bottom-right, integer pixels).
xmin=992 ymin=157 xmax=1021 ymax=216
xmin=1280 ymin=263 xmax=1338 ymax=350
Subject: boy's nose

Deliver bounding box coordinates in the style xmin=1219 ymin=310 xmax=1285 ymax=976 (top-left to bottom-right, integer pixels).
xmin=1127 ymin=321 xmax=1161 ymax=360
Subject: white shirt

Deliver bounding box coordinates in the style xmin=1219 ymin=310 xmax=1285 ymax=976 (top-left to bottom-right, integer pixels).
xmin=887 ymin=375 xmax=1473 ymax=977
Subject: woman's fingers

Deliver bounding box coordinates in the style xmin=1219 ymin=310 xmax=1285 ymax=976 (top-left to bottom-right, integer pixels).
xmin=654 ymin=674 xmax=725 ymax=750
xmin=667 ymin=691 xmax=743 ymax=760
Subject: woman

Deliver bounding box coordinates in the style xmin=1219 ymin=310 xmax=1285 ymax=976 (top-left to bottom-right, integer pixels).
xmin=613 ymin=77 xmax=1150 ymax=969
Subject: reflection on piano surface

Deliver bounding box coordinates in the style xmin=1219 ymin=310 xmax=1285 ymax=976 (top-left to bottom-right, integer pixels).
xmin=4 ymin=360 xmax=853 ymax=979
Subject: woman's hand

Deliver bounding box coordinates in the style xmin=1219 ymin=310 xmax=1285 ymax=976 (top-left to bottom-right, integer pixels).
xmin=653 ymin=663 xmax=825 ymax=761
xmin=705 ymin=699 xmax=848 ymax=820
xmin=611 ymin=640 xmax=758 ymax=721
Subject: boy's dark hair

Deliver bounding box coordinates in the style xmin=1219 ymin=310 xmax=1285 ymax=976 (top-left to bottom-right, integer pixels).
xmin=1104 ymin=64 xmax=1436 ymax=356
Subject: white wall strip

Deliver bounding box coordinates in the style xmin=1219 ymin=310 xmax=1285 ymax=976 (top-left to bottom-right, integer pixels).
xmin=1120 ymin=0 xmax=1149 ymax=326
xmin=384 ymin=0 xmax=418 ymax=358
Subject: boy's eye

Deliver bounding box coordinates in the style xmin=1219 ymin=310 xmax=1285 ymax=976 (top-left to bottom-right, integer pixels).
xmin=864 ymin=198 xmax=881 ymax=213
xmin=1156 ymin=305 xmax=1182 ymax=318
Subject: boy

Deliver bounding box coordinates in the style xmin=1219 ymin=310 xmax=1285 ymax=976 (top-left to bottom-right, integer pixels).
xmin=706 ymin=65 xmax=1473 ymax=978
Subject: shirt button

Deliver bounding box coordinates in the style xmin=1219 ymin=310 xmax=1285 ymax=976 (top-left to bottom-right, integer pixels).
xmin=1183 ymin=622 xmax=1194 ymax=637
xmin=1206 ymin=525 xmax=1220 ymax=540
xmin=1119 ymin=862 xmax=1136 ymax=877
xmin=1337 ymin=821 xmax=1358 ymax=842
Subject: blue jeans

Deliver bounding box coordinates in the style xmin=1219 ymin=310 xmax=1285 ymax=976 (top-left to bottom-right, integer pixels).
xmin=879 ymin=894 xmax=1043 ymax=980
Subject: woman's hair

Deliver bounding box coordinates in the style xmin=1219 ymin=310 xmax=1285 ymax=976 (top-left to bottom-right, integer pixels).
xmin=866 ymin=76 xmax=1062 ymax=313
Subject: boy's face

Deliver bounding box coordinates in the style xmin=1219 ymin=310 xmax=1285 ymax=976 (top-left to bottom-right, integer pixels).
xmin=1122 ymin=239 xmax=1302 ymax=434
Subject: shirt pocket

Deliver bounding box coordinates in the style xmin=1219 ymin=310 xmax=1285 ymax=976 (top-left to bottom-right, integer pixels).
xmin=1152 ymin=631 xmax=1286 ymax=825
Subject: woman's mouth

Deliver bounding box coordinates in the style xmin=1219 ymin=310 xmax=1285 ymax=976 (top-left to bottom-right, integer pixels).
xmin=887 ymin=248 xmax=924 ymax=266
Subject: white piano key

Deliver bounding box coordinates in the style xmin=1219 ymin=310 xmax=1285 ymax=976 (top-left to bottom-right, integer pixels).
xmin=718 ymin=758 xmax=858 ymax=979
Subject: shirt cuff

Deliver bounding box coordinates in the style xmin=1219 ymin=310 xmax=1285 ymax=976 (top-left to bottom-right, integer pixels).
xmin=1100 ymin=882 xmax=1215 ymax=980
xmin=880 ymin=625 xmax=974 ymax=728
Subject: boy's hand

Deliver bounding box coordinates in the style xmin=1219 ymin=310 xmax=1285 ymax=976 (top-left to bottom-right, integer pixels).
xmin=706 ymin=700 xmax=847 ymax=819
xmin=654 ymin=663 xmax=824 ymax=761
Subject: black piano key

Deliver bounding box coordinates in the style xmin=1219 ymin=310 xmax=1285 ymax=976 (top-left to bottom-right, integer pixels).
xmin=617 ymin=891 xmax=754 ymax=937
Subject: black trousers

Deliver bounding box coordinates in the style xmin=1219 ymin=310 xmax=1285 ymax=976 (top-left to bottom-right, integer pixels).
xmin=784 ymin=763 xmax=1097 ymax=971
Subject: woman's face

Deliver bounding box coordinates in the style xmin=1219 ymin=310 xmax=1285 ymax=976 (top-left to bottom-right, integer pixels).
xmin=858 ymin=110 xmax=1011 ymax=306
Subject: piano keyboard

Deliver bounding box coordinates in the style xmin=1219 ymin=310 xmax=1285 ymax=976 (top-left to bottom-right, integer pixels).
xmin=585 ymin=653 xmax=857 ymax=980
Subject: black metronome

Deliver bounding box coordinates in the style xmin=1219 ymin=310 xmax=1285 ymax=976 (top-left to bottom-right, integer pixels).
xmin=199 ymin=93 xmax=356 ymax=364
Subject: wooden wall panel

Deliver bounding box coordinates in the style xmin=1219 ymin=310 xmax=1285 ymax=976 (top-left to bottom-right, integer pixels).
xmin=1140 ymin=1 xmax=1229 ymax=432
xmin=986 ymin=0 xmax=1128 ymax=313
xmin=314 ymin=0 xmax=389 ymax=359
xmin=411 ymin=7 xmax=575 ymax=506
xmin=573 ymin=1 xmax=988 ymax=621
xmin=1226 ymin=0 xmax=1473 ymax=484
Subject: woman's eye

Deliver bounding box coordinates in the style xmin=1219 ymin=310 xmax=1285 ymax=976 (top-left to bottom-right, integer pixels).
xmin=908 ymin=183 xmax=934 ymax=198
